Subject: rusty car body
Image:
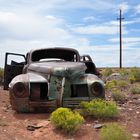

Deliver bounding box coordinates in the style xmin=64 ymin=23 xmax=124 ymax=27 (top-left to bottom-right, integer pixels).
xmin=4 ymin=47 xmax=105 ymax=112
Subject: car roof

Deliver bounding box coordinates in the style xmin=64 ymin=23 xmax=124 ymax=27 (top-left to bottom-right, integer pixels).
xmin=29 ymin=47 xmax=81 ymax=62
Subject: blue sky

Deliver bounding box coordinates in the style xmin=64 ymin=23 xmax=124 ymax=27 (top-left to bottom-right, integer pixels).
xmin=0 ymin=0 xmax=140 ymax=68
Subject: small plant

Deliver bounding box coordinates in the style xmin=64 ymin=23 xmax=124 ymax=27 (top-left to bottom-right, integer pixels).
xmin=129 ymin=76 xmax=135 ymax=84
xmin=50 ymin=107 xmax=84 ymax=133
xmin=105 ymin=80 xmax=117 ymax=90
xmin=130 ymin=84 xmax=140 ymax=94
xmin=100 ymin=123 xmax=131 ymax=140
xmin=119 ymin=68 xmax=130 ymax=76
xmin=102 ymin=68 xmax=113 ymax=77
xmin=105 ymin=80 xmax=127 ymax=90
xmin=129 ymin=67 xmax=140 ymax=83
xmin=117 ymin=80 xmax=128 ymax=88
xmin=112 ymin=90 xmax=126 ymax=102
xmin=0 ymin=68 xmax=4 ymax=84
xmin=80 ymin=99 xmax=118 ymax=119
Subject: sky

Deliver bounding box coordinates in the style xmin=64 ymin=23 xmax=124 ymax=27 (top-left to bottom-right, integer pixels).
xmin=0 ymin=0 xmax=140 ymax=68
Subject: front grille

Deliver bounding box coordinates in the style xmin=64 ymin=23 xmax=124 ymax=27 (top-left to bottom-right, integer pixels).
xmin=30 ymin=83 xmax=48 ymax=101
xmin=71 ymin=84 xmax=89 ymax=97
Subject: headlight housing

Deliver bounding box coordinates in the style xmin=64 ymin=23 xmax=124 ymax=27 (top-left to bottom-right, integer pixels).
xmin=12 ymin=82 xmax=28 ymax=98
xmin=90 ymin=82 xmax=104 ymax=97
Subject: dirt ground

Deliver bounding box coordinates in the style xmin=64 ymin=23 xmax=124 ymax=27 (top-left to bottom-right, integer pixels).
xmin=0 ymin=85 xmax=140 ymax=140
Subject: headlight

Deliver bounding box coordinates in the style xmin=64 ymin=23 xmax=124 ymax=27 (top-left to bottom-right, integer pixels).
xmin=12 ymin=82 xmax=28 ymax=98
xmin=90 ymin=82 xmax=104 ymax=97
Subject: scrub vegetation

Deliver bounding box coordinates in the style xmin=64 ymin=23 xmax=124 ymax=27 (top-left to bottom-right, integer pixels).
xmin=50 ymin=107 xmax=84 ymax=133
xmin=101 ymin=68 xmax=113 ymax=76
xmin=130 ymin=84 xmax=140 ymax=94
xmin=80 ymin=99 xmax=118 ymax=118
xmin=100 ymin=123 xmax=131 ymax=140
xmin=0 ymin=67 xmax=140 ymax=139
xmin=0 ymin=68 xmax=4 ymax=84
xmin=128 ymin=67 xmax=140 ymax=83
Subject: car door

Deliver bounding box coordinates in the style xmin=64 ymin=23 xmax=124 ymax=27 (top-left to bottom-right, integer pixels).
xmin=81 ymin=55 xmax=100 ymax=76
xmin=4 ymin=53 xmax=25 ymax=90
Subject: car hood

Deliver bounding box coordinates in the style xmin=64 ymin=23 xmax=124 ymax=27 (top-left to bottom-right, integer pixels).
xmin=28 ymin=61 xmax=87 ymax=78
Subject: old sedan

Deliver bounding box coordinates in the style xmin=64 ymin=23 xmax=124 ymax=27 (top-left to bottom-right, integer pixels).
xmin=4 ymin=47 xmax=105 ymax=112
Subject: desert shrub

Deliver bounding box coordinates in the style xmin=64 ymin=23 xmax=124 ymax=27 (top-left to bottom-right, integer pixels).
xmin=130 ymin=84 xmax=140 ymax=94
xmin=100 ymin=123 xmax=131 ymax=140
xmin=112 ymin=90 xmax=126 ymax=102
xmin=102 ymin=68 xmax=113 ymax=77
xmin=50 ymin=107 xmax=84 ymax=133
xmin=105 ymin=80 xmax=117 ymax=90
xmin=0 ymin=68 xmax=4 ymax=84
xmin=105 ymin=80 xmax=127 ymax=90
xmin=119 ymin=68 xmax=130 ymax=76
xmin=129 ymin=76 xmax=135 ymax=84
xmin=129 ymin=67 xmax=140 ymax=83
xmin=80 ymin=99 xmax=118 ymax=119
xmin=117 ymin=80 xmax=128 ymax=88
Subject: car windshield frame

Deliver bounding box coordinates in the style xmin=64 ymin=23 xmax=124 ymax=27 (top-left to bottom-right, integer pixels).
xmin=31 ymin=48 xmax=80 ymax=62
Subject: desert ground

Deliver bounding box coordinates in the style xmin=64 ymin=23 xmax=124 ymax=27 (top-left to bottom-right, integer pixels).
xmin=0 ymin=69 xmax=140 ymax=140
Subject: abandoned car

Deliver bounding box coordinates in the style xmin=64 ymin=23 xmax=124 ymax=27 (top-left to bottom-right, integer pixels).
xmin=4 ymin=47 xmax=105 ymax=112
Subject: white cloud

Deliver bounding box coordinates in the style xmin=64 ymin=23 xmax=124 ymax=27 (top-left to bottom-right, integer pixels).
xmin=72 ymin=25 xmax=127 ymax=35
xmin=109 ymin=20 xmax=138 ymax=26
xmin=0 ymin=36 xmax=90 ymax=68
xmin=76 ymin=44 xmax=120 ymax=67
xmin=135 ymin=4 xmax=140 ymax=14
xmin=77 ymin=44 xmax=140 ymax=67
xmin=0 ymin=11 xmax=17 ymax=22
xmin=130 ymin=29 xmax=140 ymax=32
xmin=123 ymin=48 xmax=140 ymax=67
xmin=0 ymin=0 xmax=114 ymax=12
xmin=0 ymin=11 xmax=46 ymax=40
xmin=50 ymin=0 xmax=115 ymax=11
xmin=0 ymin=9 xmax=91 ymax=67
xmin=117 ymin=2 xmax=130 ymax=13
xmin=0 ymin=0 xmax=140 ymax=68
xmin=109 ymin=37 xmax=140 ymax=43
xmin=83 ymin=16 xmax=95 ymax=22
xmin=0 ymin=11 xmax=70 ymax=41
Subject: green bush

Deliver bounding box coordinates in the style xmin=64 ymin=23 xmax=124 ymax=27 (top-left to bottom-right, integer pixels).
xmin=80 ymin=99 xmax=118 ymax=119
xmin=50 ymin=107 xmax=84 ymax=133
xmin=102 ymin=68 xmax=113 ymax=77
xmin=100 ymin=123 xmax=131 ymax=140
xmin=105 ymin=80 xmax=117 ymax=90
xmin=105 ymin=80 xmax=127 ymax=90
xmin=119 ymin=68 xmax=130 ymax=76
xmin=130 ymin=84 xmax=140 ymax=94
xmin=112 ymin=90 xmax=126 ymax=102
xmin=129 ymin=76 xmax=135 ymax=84
xmin=117 ymin=80 xmax=128 ymax=88
xmin=0 ymin=68 xmax=4 ymax=84
xmin=129 ymin=67 xmax=140 ymax=83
